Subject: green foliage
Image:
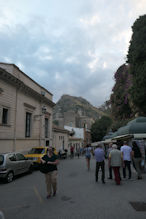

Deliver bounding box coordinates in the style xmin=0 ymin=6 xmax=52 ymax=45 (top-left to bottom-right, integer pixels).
xmin=129 ymin=63 xmax=146 ymax=114
xmin=91 ymin=116 xmax=112 ymax=142
xmin=111 ymin=119 xmax=129 ymax=132
xmin=98 ymin=100 xmax=111 ymax=115
xmin=110 ymin=64 xmax=133 ymax=120
xmin=127 ymin=15 xmax=146 ymax=64
xmin=127 ymin=15 xmax=146 ymax=115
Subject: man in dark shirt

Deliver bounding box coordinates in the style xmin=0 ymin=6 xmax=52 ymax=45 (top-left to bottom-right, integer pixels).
xmin=41 ymin=147 xmax=59 ymax=198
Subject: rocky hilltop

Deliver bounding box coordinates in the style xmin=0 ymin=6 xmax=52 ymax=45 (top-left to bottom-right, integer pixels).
xmin=53 ymin=95 xmax=107 ymax=128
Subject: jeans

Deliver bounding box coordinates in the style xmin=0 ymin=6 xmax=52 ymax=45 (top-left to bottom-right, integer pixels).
xmin=123 ymin=160 xmax=131 ymax=179
xmin=95 ymin=161 xmax=105 ymax=182
xmin=109 ymin=166 xmax=113 ymax=179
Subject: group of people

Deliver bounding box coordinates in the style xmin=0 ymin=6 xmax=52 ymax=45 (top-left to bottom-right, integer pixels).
xmin=108 ymin=140 xmax=145 ymax=185
xmin=84 ymin=140 xmax=145 ymax=185
xmin=39 ymin=140 xmax=145 ymax=199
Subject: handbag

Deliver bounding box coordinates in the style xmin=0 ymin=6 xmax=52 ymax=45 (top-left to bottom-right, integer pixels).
xmin=39 ymin=163 xmax=49 ymax=174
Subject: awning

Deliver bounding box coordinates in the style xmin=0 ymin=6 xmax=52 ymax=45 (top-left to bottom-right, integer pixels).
xmin=112 ymin=134 xmax=133 ymax=140
xmin=133 ymin=133 xmax=146 ymax=139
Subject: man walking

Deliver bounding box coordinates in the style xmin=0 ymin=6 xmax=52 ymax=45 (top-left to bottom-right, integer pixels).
xmin=107 ymin=142 xmax=113 ymax=179
xmin=94 ymin=144 xmax=105 ymax=184
xmin=109 ymin=144 xmax=123 ymax=185
xmin=120 ymin=141 xmax=132 ymax=179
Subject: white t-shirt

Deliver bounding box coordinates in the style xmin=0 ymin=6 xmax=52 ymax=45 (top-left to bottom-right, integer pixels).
xmin=120 ymin=145 xmax=132 ymax=161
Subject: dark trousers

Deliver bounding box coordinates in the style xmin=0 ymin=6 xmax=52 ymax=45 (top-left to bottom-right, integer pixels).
xmin=123 ymin=160 xmax=131 ymax=179
xmin=109 ymin=166 xmax=113 ymax=179
xmin=95 ymin=161 xmax=105 ymax=182
xmin=113 ymin=167 xmax=121 ymax=185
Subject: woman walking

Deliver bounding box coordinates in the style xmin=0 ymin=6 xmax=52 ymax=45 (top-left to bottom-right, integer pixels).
xmin=84 ymin=144 xmax=92 ymax=171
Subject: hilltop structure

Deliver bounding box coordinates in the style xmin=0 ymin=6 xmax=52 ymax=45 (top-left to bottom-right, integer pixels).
xmin=53 ymin=95 xmax=105 ymax=129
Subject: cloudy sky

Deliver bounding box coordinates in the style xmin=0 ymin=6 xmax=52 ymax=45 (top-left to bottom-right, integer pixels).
xmin=0 ymin=0 xmax=146 ymax=107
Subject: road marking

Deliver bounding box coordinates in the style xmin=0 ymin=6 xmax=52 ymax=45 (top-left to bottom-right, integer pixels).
xmin=1 ymin=204 xmax=31 ymax=211
xmin=33 ymin=186 xmax=43 ymax=204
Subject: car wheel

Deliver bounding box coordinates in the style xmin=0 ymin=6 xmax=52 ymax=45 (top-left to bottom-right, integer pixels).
xmin=6 ymin=171 xmax=14 ymax=183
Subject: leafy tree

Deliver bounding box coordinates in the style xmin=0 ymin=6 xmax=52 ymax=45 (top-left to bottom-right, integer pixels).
xmin=91 ymin=116 xmax=112 ymax=142
xmin=127 ymin=15 xmax=146 ymax=115
xmin=110 ymin=64 xmax=133 ymax=120
xmin=98 ymin=100 xmax=111 ymax=115
xmin=111 ymin=119 xmax=129 ymax=132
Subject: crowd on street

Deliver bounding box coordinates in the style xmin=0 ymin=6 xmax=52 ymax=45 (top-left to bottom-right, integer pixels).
xmin=40 ymin=139 xmax=146 ymax=200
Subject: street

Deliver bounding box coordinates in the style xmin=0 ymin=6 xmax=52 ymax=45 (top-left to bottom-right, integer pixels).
xmin=0 ymin=156 xmax=146 ymax=219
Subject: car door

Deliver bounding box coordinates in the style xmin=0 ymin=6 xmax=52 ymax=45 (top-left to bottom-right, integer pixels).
xmin=7 ymin=154 xmax=19 ymax=175
xmin=15 ymin=153 xmax=28 ymax=174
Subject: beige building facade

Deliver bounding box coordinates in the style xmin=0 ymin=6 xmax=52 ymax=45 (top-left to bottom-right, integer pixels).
xmin=52 ymin=125 xmax=69 ymax=152
xmin=0 ymin=63 xmax=55 ymax=153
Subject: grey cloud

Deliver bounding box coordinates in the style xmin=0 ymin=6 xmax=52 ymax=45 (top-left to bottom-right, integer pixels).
xmin=0 ymin=1 xmax=144 ymax=106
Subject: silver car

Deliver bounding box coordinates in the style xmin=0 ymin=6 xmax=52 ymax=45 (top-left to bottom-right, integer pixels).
xmin=0 ymin=152 xmax=33 ymax=183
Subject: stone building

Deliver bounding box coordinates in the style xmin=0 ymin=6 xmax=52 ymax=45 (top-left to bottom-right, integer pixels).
xmin=0 ymin=63 xmax=55 ymax=153
xmin=54 ymin=109 xmax=94 ymax=130
xmin=63 ymin=111 xmax=76 ymax=127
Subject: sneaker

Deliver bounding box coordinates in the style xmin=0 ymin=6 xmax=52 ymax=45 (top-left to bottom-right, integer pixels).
xmin=46 ymin=195 xmax=51 ymax=199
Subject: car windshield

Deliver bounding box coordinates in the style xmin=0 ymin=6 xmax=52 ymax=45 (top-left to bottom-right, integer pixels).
xmin=28 ymin=148 xmax=45 ymax=154
xmin=0 ymin=155 xmax=4 ymax=165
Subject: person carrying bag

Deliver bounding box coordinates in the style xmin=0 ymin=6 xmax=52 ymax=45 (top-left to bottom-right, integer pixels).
xmin=40 ymin=147 xmax=59 ymax=198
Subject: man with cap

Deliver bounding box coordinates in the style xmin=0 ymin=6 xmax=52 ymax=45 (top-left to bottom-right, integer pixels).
xmin=109 ymin=144 xmax=123 ymax=185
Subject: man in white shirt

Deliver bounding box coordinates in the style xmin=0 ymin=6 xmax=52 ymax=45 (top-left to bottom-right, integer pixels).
xmin=120 ymin=141 xmax=132 ymax=179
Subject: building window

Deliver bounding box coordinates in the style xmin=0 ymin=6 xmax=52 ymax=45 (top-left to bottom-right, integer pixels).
xmin=2 ymin=108 xmax=8 ymax=124
xmin=25 ymin=112 xmax=31 ymax=137
xmin=45 ymin=118 xmax=48 ymax=138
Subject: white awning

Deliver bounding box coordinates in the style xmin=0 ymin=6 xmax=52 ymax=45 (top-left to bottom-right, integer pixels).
xmin=112 ymin=134 xmax=133 ymax=140
xmin=133 ymin=133 xmax=146 ymax=139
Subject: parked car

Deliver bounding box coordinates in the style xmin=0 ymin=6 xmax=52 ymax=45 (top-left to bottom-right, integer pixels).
xmin=25 ymin=146 xmax=58 ymax=167
xmin=0 ymin=152 xmax=33 ymax=183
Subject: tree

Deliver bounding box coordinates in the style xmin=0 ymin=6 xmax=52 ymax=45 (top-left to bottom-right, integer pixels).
xmin=110 ymin=64 xmax=133 ymax=120
xmin=127 ymin=15 xmax=146 ymax=115
xmin=91 ymin=116 xmax=112 ymax=142
xmin=111 ymin=119 xmax=129 ymax=132
xmin=98 ymin=100 xmax=111 ymax=115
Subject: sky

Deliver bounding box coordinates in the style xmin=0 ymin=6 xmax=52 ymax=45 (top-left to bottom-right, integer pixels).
xmin=0 ymin=0 xmax=146 ymax=107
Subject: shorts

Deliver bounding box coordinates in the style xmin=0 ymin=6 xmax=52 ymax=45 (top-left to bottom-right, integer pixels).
xmin=86 ymin=155 xmax=91 ymax=159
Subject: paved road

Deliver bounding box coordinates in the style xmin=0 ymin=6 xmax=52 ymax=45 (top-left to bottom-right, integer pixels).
xmin=0 ymin=156 xmax=146 ymax=219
